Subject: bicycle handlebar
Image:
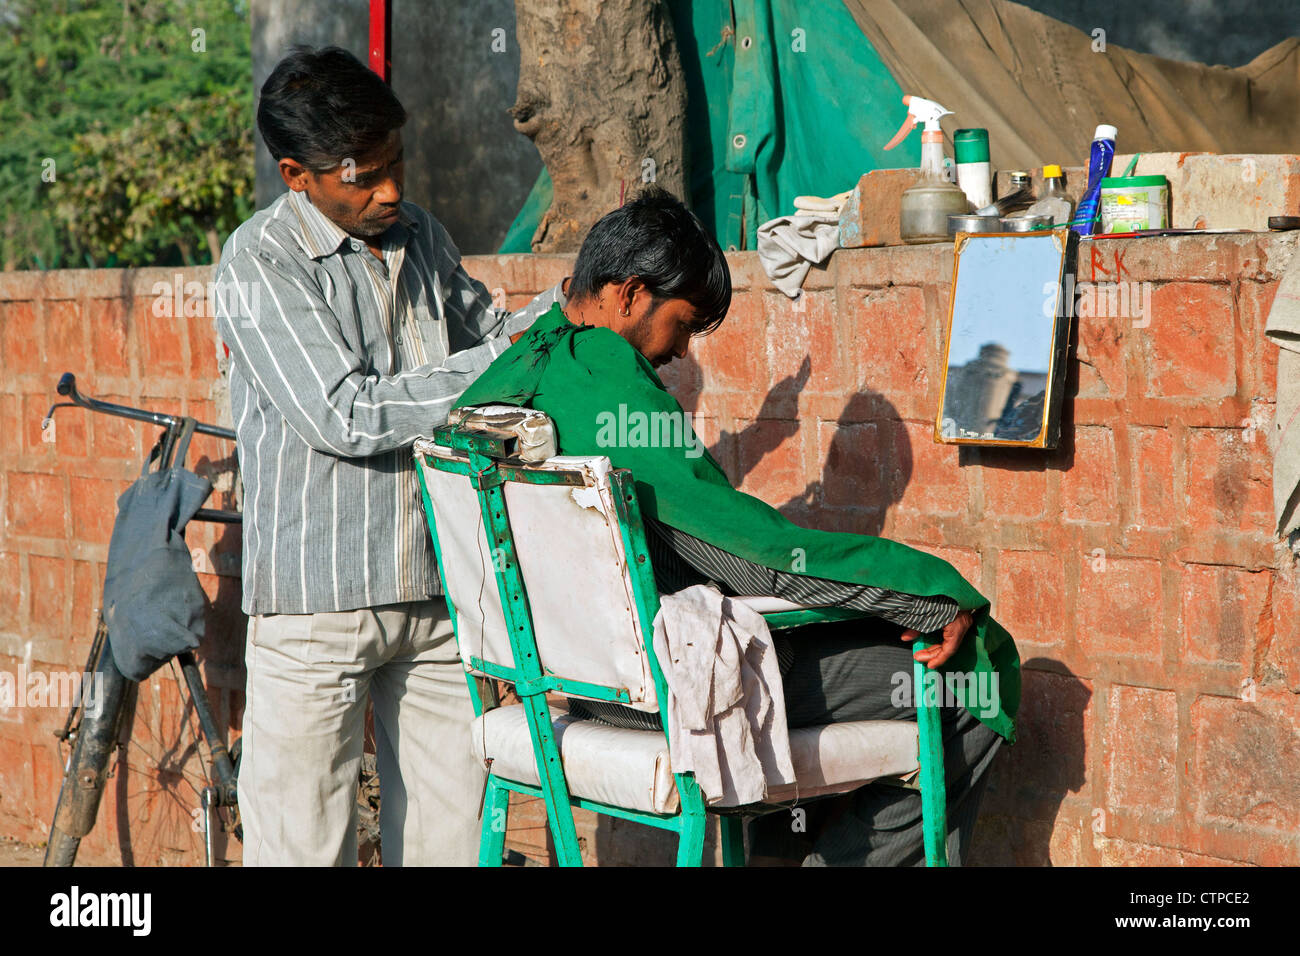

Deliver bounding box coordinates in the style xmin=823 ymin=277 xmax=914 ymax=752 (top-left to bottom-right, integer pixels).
xmin=54 ymin=372 xmax=236 ymax=441
xmin=50 ymin=373 xmax=242 ymax=524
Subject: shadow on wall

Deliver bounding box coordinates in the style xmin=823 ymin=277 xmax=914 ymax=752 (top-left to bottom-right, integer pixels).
xmin=664 ymin=352 xmax=914 ymax=537
xmin=970 ymin=660 xmax=1092 ymax=866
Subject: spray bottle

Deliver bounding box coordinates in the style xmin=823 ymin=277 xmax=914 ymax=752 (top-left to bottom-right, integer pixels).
xmin=884 ymin=95 xmax=971 ymax=243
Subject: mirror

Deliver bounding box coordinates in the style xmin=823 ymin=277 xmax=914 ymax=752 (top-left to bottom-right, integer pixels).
xmin=935 ymin=229 xmax=1076 ymax=448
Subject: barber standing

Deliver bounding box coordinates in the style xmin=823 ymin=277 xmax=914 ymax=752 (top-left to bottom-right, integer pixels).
xmin=214 ymin=46 xmax=558 ymax=865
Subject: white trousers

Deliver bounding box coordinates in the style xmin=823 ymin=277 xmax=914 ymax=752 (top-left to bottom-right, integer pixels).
xmin=240 ymin=598 xmax=485 ymax=866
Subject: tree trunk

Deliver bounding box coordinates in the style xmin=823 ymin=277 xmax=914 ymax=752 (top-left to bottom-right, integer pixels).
xmin=511 ymin=0 xmax=687 ymax=253
xmin=205 ymin=227 xmax=222 ymax=265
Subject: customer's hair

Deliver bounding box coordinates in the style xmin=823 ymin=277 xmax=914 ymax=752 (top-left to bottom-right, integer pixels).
xmin=257 ymin=45 xmax=406 ymax=172
xmin=568 ymin=186 xmax=731 ymax=333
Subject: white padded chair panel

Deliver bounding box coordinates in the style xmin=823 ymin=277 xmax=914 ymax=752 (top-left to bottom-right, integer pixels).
xmin=416 ymin=445 xmax=512 ymax=670
xmin=765 ymin=720 xmax=919 ymax=803
xmin=503 ymin=476 xmax=657 ymax=709
xmin=472 ymin=706 xmax=680 ymax=815
xmin=415 ymin=441 xmax=657 ymax=710
xmin=472 ymin=706 xmax=920 ymax=811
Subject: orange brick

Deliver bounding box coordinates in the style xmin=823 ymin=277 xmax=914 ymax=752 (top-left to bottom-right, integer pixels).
xmin=892 ymin=420 xmax=966 ymax=517
xmin=1106 ymin=685 xmax=1178 ymax=811
xmin=28 ymin=554 xmax=68 ymax=634
xmin=0 ymin=736 xmax=35 ymax=832
xmin=90 ymin=394 xmax=141 ymax=460
xmin=137 ymin=295 xmax=186 ymax=376
xmin=1185 ymin=427 xmax=1273 ymax=534
xmin=1181 ymin=564 xmax=1269 ymax=668
xmin=1129 ymin=426 xmax=1176 ymax=528
xmin=1193 ymin=693 xmax=1300 ymax=834
xmin=981 ymin=669 xmax=1094 ymax=822
xmin=979 ymin=452 xmax=1048 ymax=519
xmin=71 ymin=560 xmax=103 ymax=636
xmin=817 ymin=420 xmax=889 ymax=510
xmin=0 ymin=300 xmax=41 ymax=378
xmin=1140 ymin=282 xmax=1235 ymax=398
xmin=851 ymin=286 xmax=931 ymax=418
xmin=189 ymin=313 xmax=219 ymax=378
xmin=690 ymin=294 xmax=766 ymax=395
xmin=1270 ymin=561 xmax=1300 ymax=692
xmin=994 ymin=550 xmax=1065 ymax=648
xmin=1238 ymin=280 xmax=1279 ymax=400
xmin=1075 ymin=556 xmax=1164 ymax=659
xmin=763 ymin=290 xmax=842 ymax=397
xmin=5 ymin=472 xmax=67 ymax=539
xmin=87 ymin=298 xmax=131 ymax=378
xmin=30 ymin=738 xmax=65 ymax=834
xmin=0 ymin=551 xmax=21 ymax=632
xmin=735 ymin=419 xmax=806 ymax=505
xmin=69 ymin=476 xmax=123 ymax=546
xmin=44 ymin=299 xmax=86 ymax=377
xmin=837 ymin=168 xmax=924 ymax=249
xmin=24 ymin=393 xmax=88 ymax=459
xmin=658 ymin=351 xmax=704 ymax=408
xmin=1074 ymin=306 xmax=1127 ymax=398
xmin=1060 ymin=426 xmax=1117 ymax=523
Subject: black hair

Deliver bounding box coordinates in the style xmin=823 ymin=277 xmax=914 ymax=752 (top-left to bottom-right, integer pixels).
xmin=257 ymin=45 xmax=406 ymax=172
xmin=568 ymin=185 xmax=731 ymax=334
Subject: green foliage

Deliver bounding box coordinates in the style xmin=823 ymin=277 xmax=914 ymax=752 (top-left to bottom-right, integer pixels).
xmin=0 ymin=0 xmax=253 ymax=270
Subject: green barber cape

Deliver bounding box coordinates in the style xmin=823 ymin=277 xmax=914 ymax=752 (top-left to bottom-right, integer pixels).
xmin=457 ymin=303 xmax=1020 ymax=741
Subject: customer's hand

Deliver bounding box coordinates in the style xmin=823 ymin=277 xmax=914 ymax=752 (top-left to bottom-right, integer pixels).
xmin=902 ymin=610 xmax=974 ymax=670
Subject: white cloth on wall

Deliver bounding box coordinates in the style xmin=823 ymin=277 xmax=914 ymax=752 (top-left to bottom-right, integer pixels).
xmin=650 ymin=585 xmax=795 ymax=806
xmin=1264 ymin=247 xmax=1300 ymax=538
xmin=756 ymin=192 xmax=850 ymax=299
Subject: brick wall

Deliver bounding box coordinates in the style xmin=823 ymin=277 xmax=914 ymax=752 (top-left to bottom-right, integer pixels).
xmin=3 ymin=232 xmax=1297 ymax=866
xmin=0 ymin=266 xmax=243 ymax=865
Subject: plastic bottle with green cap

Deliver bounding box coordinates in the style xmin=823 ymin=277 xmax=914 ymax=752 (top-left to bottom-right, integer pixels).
xmin=954 ymin=129 xmax=992 ymax=210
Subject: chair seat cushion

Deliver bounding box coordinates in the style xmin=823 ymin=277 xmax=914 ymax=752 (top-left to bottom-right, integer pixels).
xmin=471 ymin=706 xmax=921 ymax=813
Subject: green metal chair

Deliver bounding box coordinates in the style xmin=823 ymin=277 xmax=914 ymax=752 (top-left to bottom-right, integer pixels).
xmin=413 ymin=411 xmax=949 ymax=866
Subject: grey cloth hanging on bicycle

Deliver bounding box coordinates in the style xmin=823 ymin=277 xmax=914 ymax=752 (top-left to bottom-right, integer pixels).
xmin=103 ymin=419 xmax=214 ymax=682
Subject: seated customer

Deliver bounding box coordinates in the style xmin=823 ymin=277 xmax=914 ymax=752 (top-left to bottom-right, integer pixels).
xmin=455 ymin=186 xmax=1019 ymax=866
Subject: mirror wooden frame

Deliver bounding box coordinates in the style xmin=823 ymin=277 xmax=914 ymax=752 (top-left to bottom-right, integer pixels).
xmin=934 ymin=228 xmax=1078 ymax=449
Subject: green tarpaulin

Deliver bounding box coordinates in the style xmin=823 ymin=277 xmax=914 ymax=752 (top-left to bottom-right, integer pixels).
xmin=499 ymin=0 xmax=906 ymax=252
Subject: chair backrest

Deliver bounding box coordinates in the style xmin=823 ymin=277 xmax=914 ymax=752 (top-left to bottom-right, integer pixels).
xmin=414 ymin=427 xmax=662 ymax=713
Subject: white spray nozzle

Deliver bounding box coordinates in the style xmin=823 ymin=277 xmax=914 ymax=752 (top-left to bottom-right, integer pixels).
xmin=883 ymin=95 xmax=954 ymax=150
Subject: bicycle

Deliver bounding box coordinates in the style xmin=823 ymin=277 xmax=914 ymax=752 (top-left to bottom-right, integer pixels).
xmin=40 ymin=374 xmax=243 ymax=867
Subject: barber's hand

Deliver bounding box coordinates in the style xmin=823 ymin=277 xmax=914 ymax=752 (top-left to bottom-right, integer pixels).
xmin=902 ymin=610 xmax=974 ymax=670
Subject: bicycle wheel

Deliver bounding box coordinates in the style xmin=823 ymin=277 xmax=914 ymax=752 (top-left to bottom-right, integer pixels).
xmin=43 ymin=623 xmax=132 ymax=867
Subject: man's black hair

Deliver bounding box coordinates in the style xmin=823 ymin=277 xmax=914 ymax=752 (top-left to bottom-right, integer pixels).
xmin=257 ymin=45 xmax=406 ymax=172
xmin=568 ymin=186 xmax=731 ymax=334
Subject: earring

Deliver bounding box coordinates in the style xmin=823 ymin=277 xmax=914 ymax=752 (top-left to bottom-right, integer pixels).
xmin=621 ymin=308 xmax=630 ymax=316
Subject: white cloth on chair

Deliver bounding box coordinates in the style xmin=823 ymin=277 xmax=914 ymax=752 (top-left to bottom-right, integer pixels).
xmin=651 ymin=585 xmax=796 ymax=805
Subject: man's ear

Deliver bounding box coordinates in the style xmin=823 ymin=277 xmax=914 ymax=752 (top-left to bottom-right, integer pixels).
xmin=279 ymin=157 xmax=310 ymax=192
xmin=614 ymin=276 xmax=650 ymax=317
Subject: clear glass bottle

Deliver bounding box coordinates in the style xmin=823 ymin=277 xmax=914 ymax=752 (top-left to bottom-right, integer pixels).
xmin=994 ymin=171 xmax=1037 ymax=217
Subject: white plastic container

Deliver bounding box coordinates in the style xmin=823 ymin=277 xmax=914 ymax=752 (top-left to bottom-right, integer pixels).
xmin=1099 ymin=175 xmax=1169 ymax=233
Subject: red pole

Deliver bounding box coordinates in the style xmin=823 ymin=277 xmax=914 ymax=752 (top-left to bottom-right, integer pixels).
xmin=369 ymin=0 xmax=391 ymax=83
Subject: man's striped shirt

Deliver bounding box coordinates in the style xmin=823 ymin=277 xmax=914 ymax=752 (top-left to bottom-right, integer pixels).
xmin=214 ymin=187 xmax=558 ymax=615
